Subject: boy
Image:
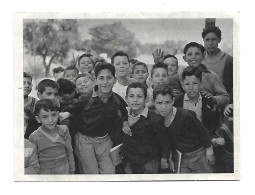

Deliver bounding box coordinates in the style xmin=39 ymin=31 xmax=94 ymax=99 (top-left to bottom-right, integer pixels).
xmin=63 ymin=62 xmax=129 ymax=174
xmin=153 ymin=84 xmax=215 ymax=173
xmin=53 ymin=67 xmax=64 ymax=80
xmin=24 ymin=72 xmax=37 ymax=111
xmin=29 ymin=99 xmax=75 ymax=174
xmin=122 ymin=82 xmax=169 ymax=174
xmin=132 ymin=62 xmax=149 ymax=86
xmin=174 ymin=65 xmax=220 ymax=135
xmin=77 ymin=53 xmax=95 ymax=74
xmin=163 ymin=54 xmax=179 ymax=77
xmin=64 ymin=66 xmax=79 ymax=84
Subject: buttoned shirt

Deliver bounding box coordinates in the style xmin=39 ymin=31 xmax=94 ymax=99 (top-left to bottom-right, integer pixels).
xmin=183 ymin=93 xmax=202 ymax=122
xmin=127 ymin=106 xmax=148 ymax=126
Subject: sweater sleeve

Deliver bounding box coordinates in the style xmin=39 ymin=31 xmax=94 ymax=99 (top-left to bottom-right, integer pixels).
xmin=25 ymin=142 xmax=40 ymax=174
xmin=155 ymin=120 xmax=170 ymax=158
xmin=223 ymin=55 xmax=233 ymax=97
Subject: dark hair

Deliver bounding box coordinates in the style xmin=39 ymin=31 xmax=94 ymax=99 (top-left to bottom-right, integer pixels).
xmin=78 ymin=53 xmax=94 ymax=67
xmin=34 ymin=99 xmax=59 ymax=116
xmin=37 ymin=79 xmax=59 ymax=94
xmin=163 ymin=54 xmax=179 ymax=66
xmin=202 ymin=26 xmax=222 ymax=39
xmin=94 ymin=57 xmax=106 ymax=65
xmin=64 ymin=66 xmax=79 ymax=76
xmin=182 ymin=65 xmax=203 ymax=82
xmin=129 ymin=58 xmax=139 ymax=64
xmin=94 ymin=62 xmax=115 ymax=78
xmin=111 ymin=51 xmax=129 ymax=64
xmin=132 ymin=62 xmax=148 ymax=74
xmin=183 ymin=42 xmax=205 ymax=55
xmin=153 ymin=84 xmax=174 ymax=100
xmin=23 ymin=72 xmax=32 ymax=81
xmin=74 ymin=73 xmax=95 ymax=84
xmin=126 ymin=82 xmax=148 ymax=98
xmin=151 ymin=62 xmax=168 ymax=77
xmin=53 ymin=67 xmax=64 ymax=74
xmin=24 ymin=108 xmax=33 ymax=120
xmin=57 ymin=78 xmax=76 ymax=96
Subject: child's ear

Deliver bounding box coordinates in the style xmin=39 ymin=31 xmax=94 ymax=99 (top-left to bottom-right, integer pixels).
xmin=183 ymin=55 xmax=187 ymax=62
xmin=35 ymin=116 xmax=41 ymax=124
xmin=37 ymin=92 xmax=42 ymax=100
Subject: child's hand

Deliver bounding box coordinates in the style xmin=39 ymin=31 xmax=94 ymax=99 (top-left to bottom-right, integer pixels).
xmin=59 ymin=112 xmax=71 ymax=122
xmin=212 ymin=138 xmax=226 ymax=146
xmin=122 ymin=121 xmax=132 ymax=136
xmin=161 ymin=158 xmax=169 ymax=169
xmin=206 ymin=154 xmax=215 ymax=166
xmin=57 ymin=125 xmax=69 ymax=140
xmin=152 ymin=48 xmax=165 ymax=63
xmin=224 ymin=104 xmax=233 ymax=117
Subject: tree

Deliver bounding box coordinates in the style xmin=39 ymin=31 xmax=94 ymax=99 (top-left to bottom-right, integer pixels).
xmin=23 ymin=19 xmax=79 ymax=76
xmin=88 ymin=22 xmax=139 ymax=58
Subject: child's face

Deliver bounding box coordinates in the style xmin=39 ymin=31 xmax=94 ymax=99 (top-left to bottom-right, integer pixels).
xmin=23 ymin=77 xmax=33 ymax=96
xmin=133 ymin=65 xmax=149 ymax=83
xmin=64 ymin=69 xmax=78 ymax=83
xmin=79 ymin=57 xmax=94 ymax=74
xmin=163 ymin=57 xmax=178 ymax=76
xmin=38 ymin=87 xmax=59 ymax=101
xmin=75 ymin=76 xmax=94 ymax=96
xmin=154 ymin=94 xmax=174 ymax=117
xmin=126 ymin=88 xmax=146 ymax=114
xmin=113 ymin=56 xmax=129 ymax=78
xmin=53 ymin=72 xmax=63 ymax=80
xmin=182 ymin=75 xmax=201 ymax=100
xmin=151 ymin=68 xmax=168 ymax=88
xmin=183 ymin=47 xmax=204 ymax=67
xmin=96 ymin=69 xmax=116 ymax=94
xmin=35 ymin=108 xmax=59 ymax=131
xmin=59 ymin=91 xmax=76 ymax=105
xmin=203 ymin=32 xmax=221 ymax=54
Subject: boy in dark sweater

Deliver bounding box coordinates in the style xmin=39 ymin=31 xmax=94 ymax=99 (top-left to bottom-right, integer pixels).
xmin=153 ymin=84 xmax=215 ymax=173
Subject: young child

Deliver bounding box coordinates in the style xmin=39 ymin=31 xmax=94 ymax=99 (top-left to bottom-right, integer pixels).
xmin=111 ymin=51 xmax=136 ymax=100
xmin=24 ymin=72 xmax=37 ymax=111
xmin=174 ymin=65 xmax=220 ymax=135
xmin=122 ymin=82 xmax=169 ymax=174
xmin=153 ymin=84 xmax=215 ymax=173
xmin=77 ymin=53 xmax=95 ymax=75
xmin=63 ymin=62 xmax=128 ymax=174
xmin=132 ymin=62 xmax=149 ymax=86
xmin=29 ymin=99 xmax=75 ymax=174
xmin=163 ymin=54 xmax=179 ymax=77
xmin=24 ymin=108 xmax=40 ymax=174
xmin=127 ymin=58 xmax=139 ymax=79
xmin=53 ymin=67 xmax=64 ymax=80
xmin=64 ymin=66 xmax=79 ymax=84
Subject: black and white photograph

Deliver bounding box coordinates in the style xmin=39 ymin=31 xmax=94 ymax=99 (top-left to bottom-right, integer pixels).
xmin=13 ymin=12 xmax=239 ymax=182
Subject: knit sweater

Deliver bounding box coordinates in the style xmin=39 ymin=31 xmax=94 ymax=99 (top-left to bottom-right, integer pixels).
xmin=24 ymin=139 xmax=40 ymax=174
xmin=29 ymin=125 xmax=75 ymax=173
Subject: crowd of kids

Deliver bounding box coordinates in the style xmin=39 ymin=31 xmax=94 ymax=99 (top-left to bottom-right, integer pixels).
xmin=23 ymin=25 xmax=234 ymax=174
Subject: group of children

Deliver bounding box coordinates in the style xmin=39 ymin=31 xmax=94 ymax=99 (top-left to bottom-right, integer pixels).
xmin=23 ymin=26 xmax=234 ymax=175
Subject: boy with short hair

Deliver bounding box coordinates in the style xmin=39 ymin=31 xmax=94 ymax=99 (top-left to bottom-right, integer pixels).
xmin=64 ymin=66 xmax=79 ymax=84
xmin=174 ymin=65 xmax=220 ymax=135
xmin=29 ymin=99 xmax=75 ymax=174
xmin=153 ymin=84 xmax=215 ymax=173
xmin=24 ymin=72 xmax=38 ymax=111
xmin=63 ymin=62 xmax=129 ymax=174
xmin=132 ymin=62 xmax=149 ymax=86
xmin=163 ymin=54 xmax=179 ymax=77
xmin=77 ymin=53 xmax=95 ymax=74
xmin=122 ymin=82 xmax=169 ymax=174
xmin=53 ymin=67 xmax=64 ymax=80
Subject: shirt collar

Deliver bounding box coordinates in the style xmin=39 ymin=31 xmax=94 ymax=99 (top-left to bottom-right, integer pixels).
xmin=92 ymin=86 xmax=113 ymax=102
xmin=127 ymin=106 xmax=149 ymax=118
xmin=184 ymin=93 xmax=202 ymax=102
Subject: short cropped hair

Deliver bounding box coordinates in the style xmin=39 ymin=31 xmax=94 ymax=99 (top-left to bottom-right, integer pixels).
xmin=202 ymin=26 xmax=222 ymax=39
xmin=53 ymin=67 xmax=64 ymax=74
xmin=183 ymin=42 xmax=205 ymax=55
xmin=34 ymin=99 xmax=59 ymax=116
xmin=23 ymin=72 xmax=32 ymax=81
xmin=94 ymin=62 xmax=116 ymax=78
xmin=182 ymin=65 xmax=203 ymax=82
xmin=126 ymin=82 xmax=148 ymax=98
xmin=153 ymin=84 xmax=174 ymax=100
xmin=57 ymin=78 xmax=76 ymax=96
xmin=78 ymin=53 xmax=94 ymax=67
xmin=37 ymin=79 xmax=59 ymax=94
xmin=74 ymin=73 xmax=95 ymax=84
xmin=111 ymin=51 xmax=130 ymax=64
xmin=94 ymin=57 xmax=106 ymax=65
xmin=64 ymin=66 xmax=79 ymax=76
xmin=129 ymin=58 xmax=139 ymax=64
xmin=150 ymin=62 xmax=168 ymax=77
xmin=132 ymin=62 xmax=148 ymax=74
xmin=163 ymin=54 xmax=179 ymax=66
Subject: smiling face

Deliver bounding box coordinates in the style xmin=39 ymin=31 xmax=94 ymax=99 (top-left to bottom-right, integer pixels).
xmin=183 ymin=47 xmax=204 ymax=67
xmin=23 ymin=77 xmax=33 ymax=96
xmin=133 ymin=65 xmax=149 ymax=83
xmin=35 ymin=108 xmax=59 ymax=131
xmin=182 ymin=75 xmax=201 ymax=101
xmin=75 ymin=76 xmax=94 ymax=96
xmin=113 ymin=56 xmax=129 ymax=78
xmin=151 ymin=68 xmax=168 ymax=88
xmin=203 ymin=32 xmax=221 ymax=54
xmin=163 ymin=57 xmax=178 ymax=76
xmin=126 ymin=88 xmax=146 ymax=115
xmin=64 ymin=69 xmax=78 ymax=83
xmin=78 ymin=56 xmax=94 ymax=74
xmin=96 ymin=69 xmax=116 ymax=95
xmin=154 ymin=94 xmax=174 ymax=118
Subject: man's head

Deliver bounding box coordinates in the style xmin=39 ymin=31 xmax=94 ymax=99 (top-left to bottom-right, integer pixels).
xmin=23 ymin=72 xmax=33 ymax=97
xmin=64 ymin=66 xmax=79 ymax=83
xmin=183 ymin=42 xmax=205 ymax=67
xmin=57 ymin=78 xmax=76 ymax=106
xmin=150 ymin=62 xmax=168 ymax=88
xmin=163 ymin=54 xmax=179 ymax=76
xmin=75 ymin=73 xmax=95 ymax=96
xmin=37 ymin=79 xmax=59 ymax=101
xmin=182 ymin=66 xmax=202 ymax=101
xmin=78 ymin=53 xmax=95 ymax=74
xmin=202 ymin=26 xmax=222 ymax=54
xmin=132 ymin=62 xmax=149 ymax=84
xmin=126 ymin=82 xmax=148 ymax=114
xmin=53 ymin=67 xmax=64 ymax=80
xmin=111 ymin=51 xmax=130 ymax=78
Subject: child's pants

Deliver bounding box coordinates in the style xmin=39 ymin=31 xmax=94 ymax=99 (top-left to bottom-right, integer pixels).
xmin=124 ymin=159 xmax=160 ymax=174
xmin=74 ymin=132 xmax=115 ymax=174
xmin=179 ymin=147 xmax=214 ymax=173
xmin=40 ymin=163 xmax=70 ymax=174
